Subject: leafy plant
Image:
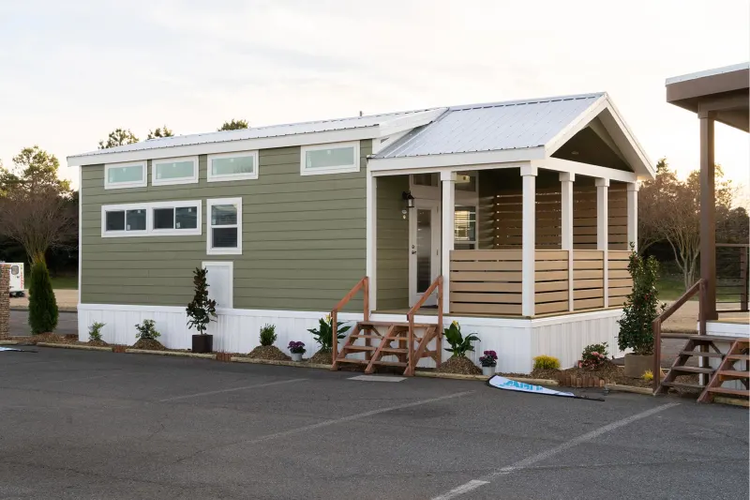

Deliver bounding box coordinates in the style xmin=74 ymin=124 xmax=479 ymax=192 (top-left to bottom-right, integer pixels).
xmin=28 ymin=260 xmax=58 ymax=334
xmin=260 ymin=323 xmax=277 ymax=346
xmin=135 ymin=319 xmax=160 ymax=340
xmin=578 ymin=342 xmax=609 ymax=369
xmin=307 ymin=314 xmax=350 ymax=353
xmin=443 ymin=321 xmax=479 ymax=358
xmin=88 ymin=322 xmax=105 ymax=342
xmin=288 ymin=341 xmax=306 ymax=354
xmin=533 ymin=355 xmax=561 ymax=370
xmin=618 ymin=245 xmax=666 ymax=355
xmin=479 ymin=350 xmax=498 ymax=367
xmin=642 ymin=370 xmax=654 ymax=382
xmin=185 ymin=267 xmax=217 ymax=336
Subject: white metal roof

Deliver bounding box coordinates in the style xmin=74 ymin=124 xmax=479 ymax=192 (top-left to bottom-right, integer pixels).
xmin=374 ymin=93 xmax=603 ymax=159
xmin=665 ymin=62 xmax=750 ymax=85
xmin=68 ymin=108 xmax=440 ymax=160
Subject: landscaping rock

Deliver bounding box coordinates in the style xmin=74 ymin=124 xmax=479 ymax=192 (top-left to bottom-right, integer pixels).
xmin=247 ymin=345 xmax=291 ymax=361
xmin=437 ymin=356 xmax=481 ymax=375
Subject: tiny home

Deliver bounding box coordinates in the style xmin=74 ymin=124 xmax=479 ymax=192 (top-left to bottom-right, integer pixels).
xmin=69 ymin=92 xmax=654 ymax=373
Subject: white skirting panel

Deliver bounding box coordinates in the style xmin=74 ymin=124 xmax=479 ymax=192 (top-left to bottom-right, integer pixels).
xmin=78 ymin=304 xmax=625 ymax=374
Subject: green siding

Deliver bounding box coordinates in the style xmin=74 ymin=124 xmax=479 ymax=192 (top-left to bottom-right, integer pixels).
xmin=81 ymin=141 xmax=370 ymax=312
xmin=376 ymin=176 xmax=409 ymax=310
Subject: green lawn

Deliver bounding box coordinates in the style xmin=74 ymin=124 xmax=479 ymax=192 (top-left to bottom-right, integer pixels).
xmin=50 ymin=275 xmax=78 ymax=289
xmin=657 ymin=275 xmax=690 ymax=302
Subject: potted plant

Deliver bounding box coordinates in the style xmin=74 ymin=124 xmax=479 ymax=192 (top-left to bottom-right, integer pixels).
xmin=479 ymin=350 xmax=498 ymax=376
xmin=185 ymin=267 xmax=217 ymax=354
xmin=617 ymin=247 xmax=665 ymax=378
xmin=289 ymin=341 xmax=306 ymax=362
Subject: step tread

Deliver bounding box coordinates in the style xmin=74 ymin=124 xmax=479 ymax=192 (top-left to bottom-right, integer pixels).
xmin=726 ymin=354 xmax=750 ymax=361
xmin=717 ymin=370 xmax=750 ymax=378
xmin=706 ymin=387 xmax=750 ymax=397
xmin=342 ymin=345 xmax=377 ymax=352
xmin=660 ymin=381 xmax=705 ymax=390
xmin=661 ymin=333 xmax=744 ymax=343
xmin=679 ymin=350 xmax=724 ymax=358
xmin=668 ymin=366 xmax=715 ymax=374
xmin=349 ymin=335 xmax=384 ymax=340
xmin=359 ymin=321 xmax=435 ymax=329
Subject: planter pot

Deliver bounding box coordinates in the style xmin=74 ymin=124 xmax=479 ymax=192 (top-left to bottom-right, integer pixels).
xmin=291 ymin=352 xmax=303 ymax=362
xmin=482 ymin=365 xmax=496 ymax=377
xmin=192 ymin=334 xmax=214 ymax=354
xmin=623 ymin=353 xmax=654 ymax=378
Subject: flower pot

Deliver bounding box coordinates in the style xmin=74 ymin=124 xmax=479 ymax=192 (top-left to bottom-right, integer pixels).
xmin=291 ymin=352 xmax=303 ymax=362
xmin=192 ymin=334 xmax=213 ymax=354
xmin=482 ymin=365 xmax=496 ymax=377
xmin=623 ymin=353 xmax=654 ymax=378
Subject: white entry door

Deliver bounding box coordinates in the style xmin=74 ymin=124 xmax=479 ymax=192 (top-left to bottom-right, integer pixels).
xmin=409 ymin=201 xmax=441 ymax=306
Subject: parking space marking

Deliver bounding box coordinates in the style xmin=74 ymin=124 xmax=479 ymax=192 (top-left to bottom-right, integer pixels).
xmin=431 ymin=401 xmax=680 ymax=500
xmin=348 ymin=375 xmax=406 ymax=382
xmin=159 ymin=378 xmax=307 ymax=402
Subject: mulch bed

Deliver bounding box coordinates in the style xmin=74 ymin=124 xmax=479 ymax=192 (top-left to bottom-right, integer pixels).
xmin=87 ymin=340 xmax=109 ymax=347
xmin=247 ymin=345 xmax=291 ymax=361
xmin=309 ymin=350 xmax=333 ymax=365
xmin=436 ymin=356 xmax=482 ymax=375
xmin=131 ymin=338 xmax=167 ymax=351
xmin=12 ymin=333 xmax=69 ymax=345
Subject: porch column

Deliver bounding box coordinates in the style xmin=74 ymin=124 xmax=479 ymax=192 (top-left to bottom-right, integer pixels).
xmin=366 ymin=173 xmax=377 ymax=312
xmin=560 ymin=172 xmax=574 ymax=311
xmin=596 ymin=178 xmax=609 ymax=308
xmin=699 ymin=111 xmax=717 ymax=320
xmin=626 ymin=182 xmax=639 ymax=251
xmin=440 ymin=171 xmax=456 ymax=313
xmin=521 ymin=165 xmax=537 ymax=317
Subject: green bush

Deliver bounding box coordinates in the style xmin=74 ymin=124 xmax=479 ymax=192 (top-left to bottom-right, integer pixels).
xmin=259 ymin=323 xmax=277 ymax=346
xmin=618 ymin=246 xmax=665 ymax=355
xmin=135 ymin=319 xmax=160 ymax=340
xmin=185 ymin=267 xmax=217 ymax=335
xmin=533 ymin=355 xmax=561 ymax=370
xmin=443 ymin=321 xmax=479 ymax=358
xmin=579 ymin=342 xmax=609 ymax=369
xmin=307 ymin=314 xmax=350 ymax=353
xmin=28 ymin=260 xmax=58 ymax=334
xmin=88 ymin=322 xmax=105 ymax=342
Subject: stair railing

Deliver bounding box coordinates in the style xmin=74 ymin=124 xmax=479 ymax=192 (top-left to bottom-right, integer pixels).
xmin=405 ymin=275 xmax=443 ymax=374
xmin=330 ymin=277 xmax=369 ymax=365
xmin=652 ymin=278 xmax=706 ymax=391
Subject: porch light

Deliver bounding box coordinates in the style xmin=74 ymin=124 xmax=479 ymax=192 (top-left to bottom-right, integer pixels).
xmin=401 ymin=191 xmax=415 ymax=219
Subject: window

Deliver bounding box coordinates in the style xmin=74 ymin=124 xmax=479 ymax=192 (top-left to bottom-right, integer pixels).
xmin=102 ymin=205 xmax=148 ymax=237
xmin=101 ymin=201 xmax=201 ymax=237
xmin=455 ymin=174 xmax=477 ymax=192
xmin=150 ymin=200 xmax=201 ymax=236
xmin=207 ymin=198 xmax=242 ymax=255
xmin=207 ymin=151 xmax=258 ymax=182
xmin=300 ymin=141 xmax=360 ymax=176
xmin=104 ymin=162 xmax=147 ymax=189
xmin=152 ymin=156 xmax=198 ymax=185
xmin=202 ymin=261 xmax=234 ymax=309
xmin=454 ymin=205 xmax=477 ymax=250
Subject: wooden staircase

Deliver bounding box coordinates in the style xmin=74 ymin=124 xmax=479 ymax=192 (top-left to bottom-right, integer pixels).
xmin=697 ymin=339 xmax=750 ymax=403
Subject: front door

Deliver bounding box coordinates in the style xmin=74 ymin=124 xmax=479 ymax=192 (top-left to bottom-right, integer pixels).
xmin=409 ymin=201 xmax=440 ymax=306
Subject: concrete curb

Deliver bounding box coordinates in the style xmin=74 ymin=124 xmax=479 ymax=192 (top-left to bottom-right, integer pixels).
xmin=124 ymin=349 xmax=215 ymax=359
xmin=37 ymin=342 xmax=111 ymax=352
xmin=0 ymin=340 xmax=19 ymax=345
xmin=714 ymin=396 xmax=749 ymax=408
xmin=414 ymin=371 xmax=560 ymax=386
xmin=604 ymin=384 xmax=654 ymax=395
xmin=230 ymin=356 xmax=331 ymax=370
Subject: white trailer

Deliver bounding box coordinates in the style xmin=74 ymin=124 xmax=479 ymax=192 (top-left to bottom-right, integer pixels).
xmin=5 ymin=263 xmax=25 ymax=297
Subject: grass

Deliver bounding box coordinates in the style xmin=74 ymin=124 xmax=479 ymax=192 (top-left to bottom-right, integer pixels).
xmin=50 ymin=276 xmax=78 ymax=290
xmin=658 ymin=274 xmax=743 ymax=303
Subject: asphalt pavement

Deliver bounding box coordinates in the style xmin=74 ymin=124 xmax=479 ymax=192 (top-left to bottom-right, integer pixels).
xmin=0 ymin=348 xmax=747 ymax=500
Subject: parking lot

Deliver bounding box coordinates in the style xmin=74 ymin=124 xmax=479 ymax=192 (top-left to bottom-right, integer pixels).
xmin=0 ymin=348 xmax=747 ymax=500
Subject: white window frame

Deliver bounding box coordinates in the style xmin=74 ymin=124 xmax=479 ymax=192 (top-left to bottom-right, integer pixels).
xmin=101 ymin=200 xmax=202 ymax=238
xmin=207 ymin=197 xmax=243 ymax=255
xmin=300 ymin=141 xmax=360 ymax=176
xmin=151 ymin=156 xmax=199 ymax=186
xmin=202 ymin=261 xmax=234 ymax=309
xmin=101 ymin=203 xmax=149 ymax=237
xmin=207 ymin=151 xmax=259 ymax=182
xmin=104 ymin=162 xmax=147 ymax=190
xmin=149 ymin=200 xmax=202 ymax=236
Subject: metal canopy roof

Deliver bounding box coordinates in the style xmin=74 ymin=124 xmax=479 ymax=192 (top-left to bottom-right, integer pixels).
xmin=374 ymin=93 xmax=603 ymax=159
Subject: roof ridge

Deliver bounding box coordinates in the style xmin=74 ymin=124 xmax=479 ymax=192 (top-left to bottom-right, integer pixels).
xmin=447 ymin=92 xmax=604 ymax=112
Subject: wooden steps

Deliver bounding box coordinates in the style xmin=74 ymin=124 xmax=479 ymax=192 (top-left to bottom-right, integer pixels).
xmin=705 ymin=387 xmax=750 ymax=397
xmin=660 ymin=381 xmax=705 ymax=391
xmin=679 ymin=350 xmax=723 ymax=358
xmin=668 ymin=366 xmax=715 ymax=375
xmin=697 ymin=339 xmax=749 ymax=404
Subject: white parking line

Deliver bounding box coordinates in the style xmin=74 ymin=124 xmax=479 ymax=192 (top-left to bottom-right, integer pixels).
xmin=431 ymin=402 xmax=680 ymax=500
xmin=159 ymin=378 xmax=307 ymax=402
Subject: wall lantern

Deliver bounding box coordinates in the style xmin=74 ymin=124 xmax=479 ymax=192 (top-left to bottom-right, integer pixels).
xmin=401 ymin=191 xmax=415 ymax=219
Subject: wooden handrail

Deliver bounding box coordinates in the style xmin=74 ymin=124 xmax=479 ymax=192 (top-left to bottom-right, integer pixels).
xmin=406 ymin=275 xmax=443 ymax=374
xmin=652 ymin=278 xmax=706 ymax=391
xmin=331 ymin=277 xmax=369 ymax=366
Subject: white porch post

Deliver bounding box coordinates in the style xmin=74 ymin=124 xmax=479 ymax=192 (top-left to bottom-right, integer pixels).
xmin=440 ymin=171 xmax=456 ymax=313
xmin=522 ymin=165 xmax=537 ymax=317
xmin=627 ymin=182 xmax=639 ymax=251
xmin=560 ymin=172 xmax=574 ymax=312
xmin=366 ymin=173 xmax=377 ymax=312
xmin=596 ymin=178 xmax=609 ymax=308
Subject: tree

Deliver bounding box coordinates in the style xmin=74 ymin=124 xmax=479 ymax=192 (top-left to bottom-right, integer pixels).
xmin=98 ymin=128 xmax=139 ymax=149
xmin=8 ymin=146 xmax=70 ymax=192
xmin=28 ymin=260 xmax=58 ymax=334
xmin=185 ymin=267 xmax=217 ymax=335
xmin=618 ymin=248 xmax=663 ymax=356
xmin=147 ymin=126 xmax=174 ymax=140
xmin=218 ymin=119 xmax=249 ymax=131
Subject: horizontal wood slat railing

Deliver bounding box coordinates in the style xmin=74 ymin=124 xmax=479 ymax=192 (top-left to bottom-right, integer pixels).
xmin=330 ymin=277 xmax=369 ymax=366
xmin=652 ymin=279 xmax=706 ymax=391
xmin=406 ymin=275 xmax=443 ymax=374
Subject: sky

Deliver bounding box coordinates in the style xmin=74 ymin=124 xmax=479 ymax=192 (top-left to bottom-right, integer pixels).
xmin=0 ymin=0 xmax=748 ymax=201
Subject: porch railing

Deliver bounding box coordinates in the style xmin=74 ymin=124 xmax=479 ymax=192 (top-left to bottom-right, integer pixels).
xmin=406 ymin=275 xmax=443 ymax=374
xmin=330 ymin=276 xmax=369 ymax=365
